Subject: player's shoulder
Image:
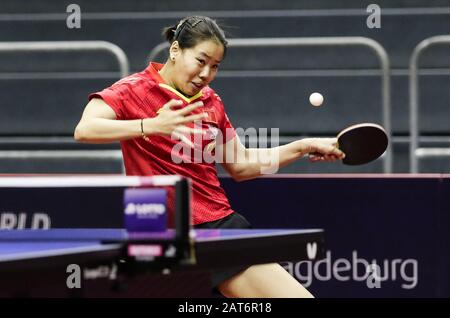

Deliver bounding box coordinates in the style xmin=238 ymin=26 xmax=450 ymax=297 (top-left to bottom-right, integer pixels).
xmin=110 ymin=69 xmax=158 ymax=92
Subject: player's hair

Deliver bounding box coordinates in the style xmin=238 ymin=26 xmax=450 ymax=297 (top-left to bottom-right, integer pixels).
xmin=162 ymin=16 xmax=228 ymax=57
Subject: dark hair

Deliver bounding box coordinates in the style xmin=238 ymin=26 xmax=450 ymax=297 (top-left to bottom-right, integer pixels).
xmin=162 ymin=16 xmax=228 ymax=57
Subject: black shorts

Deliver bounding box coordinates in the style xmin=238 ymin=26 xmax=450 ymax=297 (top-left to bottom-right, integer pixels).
xmin=194 ymin=212 xmax=252 ymax=290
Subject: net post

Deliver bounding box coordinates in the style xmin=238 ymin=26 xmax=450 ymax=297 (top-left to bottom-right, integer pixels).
xmin=174 ymin=177 xmax=190 ymax=251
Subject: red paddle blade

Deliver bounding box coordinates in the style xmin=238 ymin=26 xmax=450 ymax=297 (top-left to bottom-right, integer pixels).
xmin=338 ymin=124 xmax=388 ymax=165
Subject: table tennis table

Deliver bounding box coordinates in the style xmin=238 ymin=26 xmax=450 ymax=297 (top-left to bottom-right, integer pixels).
xmin=0 ymin=228 xmax=324 ymax=297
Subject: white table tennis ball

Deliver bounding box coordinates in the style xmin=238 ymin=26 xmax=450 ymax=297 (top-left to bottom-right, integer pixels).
xmin=309 ymin=92 xmax=324 ymax=107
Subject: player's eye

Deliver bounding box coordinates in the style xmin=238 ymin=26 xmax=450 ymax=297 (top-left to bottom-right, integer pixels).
xmin=196 ymin=58 xmax=205 ymax=65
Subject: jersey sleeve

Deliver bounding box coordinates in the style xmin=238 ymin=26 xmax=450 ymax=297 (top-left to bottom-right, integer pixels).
xmin=88 ymin=80 xmax=135 ymax=120
xmin=221 ymin=112 xmax=237 ymax=144
xmin=214 ymin=94 xmax=237 ymax=144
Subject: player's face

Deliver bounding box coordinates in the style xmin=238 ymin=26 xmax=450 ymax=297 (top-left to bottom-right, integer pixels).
xmin=173 ymin=40 xmax=224 ymax=96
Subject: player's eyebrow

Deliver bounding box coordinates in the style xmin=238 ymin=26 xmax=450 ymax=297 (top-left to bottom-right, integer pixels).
xmin=199 ymin=51 xmax=221 ymax=64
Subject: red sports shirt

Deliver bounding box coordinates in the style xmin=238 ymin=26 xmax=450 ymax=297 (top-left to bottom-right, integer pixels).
xmin=89 ymin=62 xmax=237 ymax=225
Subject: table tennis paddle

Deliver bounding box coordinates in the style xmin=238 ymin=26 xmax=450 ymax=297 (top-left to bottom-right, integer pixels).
xmin=308 ymin=123 xmax=388 ymax=165
xmin=337 ymin=123 xmax=388 ymax=165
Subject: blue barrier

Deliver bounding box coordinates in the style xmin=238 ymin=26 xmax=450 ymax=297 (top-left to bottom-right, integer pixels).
xmin=220 ymin=174 xmax=449 ymax=297
xmin=0 ymin=174 xmax=448 ymax=297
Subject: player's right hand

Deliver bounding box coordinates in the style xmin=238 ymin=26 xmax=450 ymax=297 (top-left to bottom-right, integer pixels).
xmin=143 ymin=99 xmax=207 ymax=146
xmin=300 ymin=138 xmax=345 ymax=162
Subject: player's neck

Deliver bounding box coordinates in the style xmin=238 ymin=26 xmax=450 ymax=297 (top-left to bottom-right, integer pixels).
xmin=158 ymin=63 xmax=193 ymax=98
xmin=158 ymin=63 xmax=174 ymax=86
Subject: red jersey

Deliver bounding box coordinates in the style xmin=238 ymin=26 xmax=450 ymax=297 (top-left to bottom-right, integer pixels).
xmin=89 ymin=62 xmax=236 ymax=225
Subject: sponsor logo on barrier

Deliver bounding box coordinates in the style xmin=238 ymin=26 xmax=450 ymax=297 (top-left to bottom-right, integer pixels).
xmin=284 ymin=250 xmax=418 ymax=290
xmin=124 ymin=203 xmax=166 ymax=217
xmin=307 ymin=242 xmax=318 ymax=260
xmin=0 ymin=212 xmax=51 ymax=229
xmin=123 ymin=188 xmax=167 ymax=232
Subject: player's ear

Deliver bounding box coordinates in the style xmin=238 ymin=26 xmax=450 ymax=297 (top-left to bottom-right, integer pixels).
xmin=169 ymin=41 xmax=181 ymax=60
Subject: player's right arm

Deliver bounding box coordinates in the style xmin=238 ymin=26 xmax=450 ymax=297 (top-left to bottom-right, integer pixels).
xmin=74 ymin=98 xmax=206 ymax=144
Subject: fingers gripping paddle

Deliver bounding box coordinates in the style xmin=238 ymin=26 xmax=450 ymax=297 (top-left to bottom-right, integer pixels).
xmin=337 ymin=123 xmax=388 ymax=165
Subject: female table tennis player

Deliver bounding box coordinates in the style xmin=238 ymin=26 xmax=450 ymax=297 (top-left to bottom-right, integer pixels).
xmin=74 ymin=16 xmax=344 ymax=298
